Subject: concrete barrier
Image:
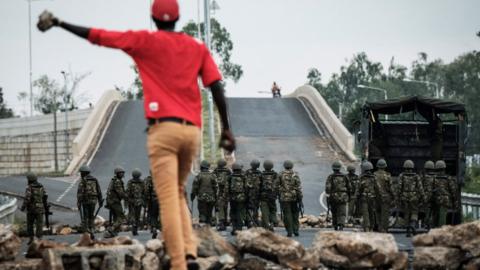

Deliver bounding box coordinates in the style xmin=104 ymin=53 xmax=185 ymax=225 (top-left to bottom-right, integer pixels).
xmin=289 ymin=85 xmax=356 ymax=161
xmin=65 ymin=90 xmax=124 ymax=175
xmin=0 ymin=195 xmax=17 ymax=225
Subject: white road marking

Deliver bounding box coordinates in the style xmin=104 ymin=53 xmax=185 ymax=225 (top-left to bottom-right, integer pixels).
xmin=56 ymin=177 xmax=79 ymax=203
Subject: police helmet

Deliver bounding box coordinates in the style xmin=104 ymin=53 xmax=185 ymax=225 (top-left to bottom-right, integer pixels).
xmin=26 ymin=172 xmax=37 ymax=183
xmin=217 ymin=159 xmax=227 ymax=168
xmin=347 ymin=165 xmax=356 ymax=173
xmin=403 ymin=160 xmax=415 ymax=169
xmin=263 ymin=160 xmax=274 ymax=170
xmin=376 ymin=159 xmax=387 ymax=169
xmin=435 ymin=160 xmax=446 ymax=170
xmin=79 ymin=165 xmax=91 ymax=173
xmin=132 ymin=168 xmax=142 ymax=178
xmin=361 ymin=161 xmax=374 ymax=171
xmin=232 ymin=163 xmax=242 ymax=171
xmin=283 ymin=160 xmax=294 ymax=169
xmin=424 ymin=161 xmax=435 ymax=170
xmin=200 ymin=160 xmax=210 ymax=169
xmin=114 ymin=166 xmax=125 ymax=174
xmin=250 ymin=159 xmax=260 ymax=169
xmin=332 ymin=161 xmax=342 ymax=171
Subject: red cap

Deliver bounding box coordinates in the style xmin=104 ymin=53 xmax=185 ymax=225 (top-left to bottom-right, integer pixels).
xmin=151 ymin=0 xmax=179 ymax=22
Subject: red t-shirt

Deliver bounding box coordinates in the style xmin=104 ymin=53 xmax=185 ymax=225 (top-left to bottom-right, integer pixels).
xmin=88 ymin=29 xmax=222 ymax=127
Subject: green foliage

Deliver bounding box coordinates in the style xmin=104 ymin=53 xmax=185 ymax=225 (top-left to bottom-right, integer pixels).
xmin=33 ymin=75 xmax=63 ymax=114
xmin=307 ymin=51 xmax=480 ymax=154
xmin=0 ymin=87 xmax=14 ymax=119
xmin=182 ymin=18 xmax=243 ymax=84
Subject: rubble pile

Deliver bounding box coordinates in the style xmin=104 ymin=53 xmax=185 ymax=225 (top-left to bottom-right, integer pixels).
xmin=0 ymin=224 xmax=21 ymax=262
xmin=0 ymin=223 xmax=435 ymax=270
xmin=412 ymin=220 xmax=480 ymax=270
xmin=311 ymin=231 xmax=408 ymax=270
xmin=299 ymin=214 xmax=329 ymax=228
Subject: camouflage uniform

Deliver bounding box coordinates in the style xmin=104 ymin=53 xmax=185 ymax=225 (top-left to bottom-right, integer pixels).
xmin=433 ymin=160 xmax=458 ymax=227
xmin=21 ymin=173 xmax=48 ymax=243
xmin=259 ymin=160 xmax=278 ymax=231
xmin=77 ymin=165 xmax=103 ymax=236
xmin=126 ymin=169 xmax=145 ymax=235
xmin=346 ymin=165 xmax=360 ymax=221
xmin=356 ymin=162 xmax=378 ymax=232
xmin=325 ymin=161 xmax=351 ymax=230
xmin=213 ymin=159 xmax=231 ymax=231
xmin=399 ymin=160 xmax=425 ymax=236
xmin=105 ymin=167 xmax=128 ymax=237
xmin=144 ymin=174 xmax=161 ymax=238
xmin=278 ymin=160 xmax=303 ymax=237
xmin=191 ymin=161 xmax=218 ymax=225
xmin=245 ymin=159 xmax=262 ymax=227
xmin=374 ymin=159 xmax=394 ymax=232
xmin=228 ymin=163 xmax=247 ymax=234
xmin=421 ymin=161 xmax=436 ymax=228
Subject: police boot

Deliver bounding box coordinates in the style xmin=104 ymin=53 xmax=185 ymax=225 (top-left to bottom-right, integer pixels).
xmin=186 ymin=255 xmax=200 ymax=270
xmin=338 ymin=225 xmax=344 ymax=231
xmin=27 ymin=237 xmax=34 ymax=245
xmin=151 ymin=229 xmax=158 ymax=239
xmin=217 ymin=222 xmax=226 ymax=231
xmin=89 ymin=232 xmax=95 ymax=240
xmin=294 ymin=232 xmax=299 ymax=237
xmin=132 ymin=226 xmax=138 ymax=236
xmin=287 ymin=233 xmax=292 ymax=237
xmin=406 ymin=227 xmax=412 ymax=237
xmin=103 ymin=230 xmax=116 ymax=239
xmin=230 ymin=229 xmax=236 ymax=236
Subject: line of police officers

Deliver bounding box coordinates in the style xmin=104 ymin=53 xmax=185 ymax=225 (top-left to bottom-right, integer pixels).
xmin=190 ymin=159 xmax=304 ymax=237
xmin=325 ymin=158 xmax=458 ymax=236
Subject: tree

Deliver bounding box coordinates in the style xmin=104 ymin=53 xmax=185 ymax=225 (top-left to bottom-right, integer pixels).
xmin=0 ymin=87 xmax=14 ymax=119
xmin=182 ymin=18 xmax=243 ymax=83
xmin=61 ymin=71 xmax=91 ymax=111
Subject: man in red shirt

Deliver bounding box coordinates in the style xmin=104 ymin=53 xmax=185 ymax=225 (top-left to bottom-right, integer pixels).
xmin=37 ymin=1 xmax=235 ymax=269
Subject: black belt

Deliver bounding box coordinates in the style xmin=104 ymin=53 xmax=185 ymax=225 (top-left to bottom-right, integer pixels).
xmin=147 ymin=117 xmax=194 ymax=126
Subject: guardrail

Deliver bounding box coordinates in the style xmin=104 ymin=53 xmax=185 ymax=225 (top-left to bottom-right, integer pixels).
xmin=289 ymin=85 xmax=356 ymax=161
xmin=462 ymin=192 xmax=480 ymax=220
xmin=65 ymin=90 xmax=124 ymax=175
xmin=0 ymin=195 xmax=17 ymax=225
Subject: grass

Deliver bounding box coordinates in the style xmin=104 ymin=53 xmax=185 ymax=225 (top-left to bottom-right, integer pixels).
xmin=462 ymin=166 xmax=480 ymax=194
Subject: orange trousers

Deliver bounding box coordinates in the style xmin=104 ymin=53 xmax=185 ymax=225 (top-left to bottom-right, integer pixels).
xmin=147 ymin=122 xmax=200 ymax=270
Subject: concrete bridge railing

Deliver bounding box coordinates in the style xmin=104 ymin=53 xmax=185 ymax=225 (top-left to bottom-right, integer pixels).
xmin=462 ymin=192 xmax=480 ymax=220
xmin=289 ymin=85 xmax=356 ymax=161
xmin=65 ymin=90 xmax=124 ymax=175
xmin=0 ymin=195 xmax=17 ymax=225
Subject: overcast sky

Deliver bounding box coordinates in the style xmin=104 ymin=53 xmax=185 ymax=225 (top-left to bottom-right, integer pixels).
xmin=0 ymin=0 xmax=478 ymax=115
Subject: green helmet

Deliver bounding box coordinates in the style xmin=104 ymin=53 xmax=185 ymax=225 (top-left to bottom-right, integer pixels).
xmin=376 ymin=159 xmax=387 ymax=169
xmin=132 ymin=168 xmax=142 ymax=178
xmin=332 ymin=161 xmax=342 ymax=171
xmin=347 ymin=165 xmax=356 ymax=173
xmin=361 ymin=161 xmax=374 ymax=171
xmin=79 ymin=165 xmax=91 ymax=173
xmin=114 ymin=166 xmax=125 ymax=174
xmin=250 ymin=159 xmax=260 ymax=169
xmin=26 ymin=172 xmax=37 ymax=183
xmin=232 ymin=163 xmax=242 ymax=171
xmin=424 ymin=161 xmax=435 ymax=170
xmin=263 ymin=160 xmax=274 ymax=170
xmin=217 ymin=159 xmax=227 ymax=168
xmin=435 ymin=160 xmax=446 ymax=170
xmin=403 ymin=160 xmax=415 ymax=169
xmin=200 ymin=160 xmax=210 ymax=169
xmin=283 ymin=160 xmax=293 ymax=169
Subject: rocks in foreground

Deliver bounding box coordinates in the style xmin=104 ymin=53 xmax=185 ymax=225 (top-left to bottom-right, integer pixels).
xmin=311 ymin=231 xmax=408 ymax=270
xmin=0 ymin=224 xmax=21 ymax=262
xmin=413 ymin=220 xmax=480 ymax=270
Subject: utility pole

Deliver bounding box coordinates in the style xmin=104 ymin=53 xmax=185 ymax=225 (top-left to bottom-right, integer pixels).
xmin=61 ymin=71 xmax=70 ymax=165
xmin=204 ymin=0 xmax=216 ymax=160
xmin=53 ymin=91 xmax=58 ymax=172
xmin=28 ymin=0 xmax=33 ymax=116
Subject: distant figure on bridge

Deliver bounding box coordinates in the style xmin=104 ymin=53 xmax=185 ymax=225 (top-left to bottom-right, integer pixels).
xmin=271 ymin=82 xmax=282 ymax=98
xmin=37 ymin=0 xmax=236 ymax=267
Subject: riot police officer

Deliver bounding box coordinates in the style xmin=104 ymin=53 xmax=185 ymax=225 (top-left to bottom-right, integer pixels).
xmin=399 ymin=160 xmax=425 ymax=237
xmin=278 ymin=160 xmax=303 ymax=237
xmin=191 ymin=160 xmax=218 ymax=225
xmin=325 ymin=161 xmax=351 ymax=230
xmin=144 ymin=171 xmax=161 ymax=239
xmin=228 ymin=163 xmax=247 ymax=235
xmin=245 ymin=159 xmax=262 ymax=227
xmin=346 ymin=165 xmax=360 ymax=223
xmin=259 ymin=160 xmax=278 ymax=231
xmin=126 ymin=168 xmax=145 ymax=235
xmin=374 ymin=159 xmax=394 ymax=232
xmin=77 ymin=165 xmax=103 ymax=238
xmin=213 ymin=159 xmax=231 ymax=231
xmin=21 ymin=172 xmax=48 ymax=244
xmin=433 ymin=160 xmax=458 ymax=227
xmin=356 ymin=161 xmax=377 ymax=232
xmin=105 ymin=166 xmax=128 ymax=238
xmin=421 ymin=161 xmax=436 ymax=228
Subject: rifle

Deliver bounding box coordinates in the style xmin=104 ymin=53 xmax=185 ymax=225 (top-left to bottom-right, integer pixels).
xmin=326 ymin=196 xmax=331 ymax=223
xmin=93 ymin=199 xmax=104 ymax=219
xmin=298 ymin=200 xmax=304 ymax=218
xmin=44 ymin=202 xmax=53 ymax=230
xmin=246 ymin=208 xmax=258 ymax=227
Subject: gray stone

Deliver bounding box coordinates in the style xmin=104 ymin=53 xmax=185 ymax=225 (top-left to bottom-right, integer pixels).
xmin=311 ymin=231 xmax=406 ymax=269
xmin=142 ymin=251 xmax=161 ymax=270
xmin=26 ymin=239 xmax=68 ymax=259
xmin=0 ymin=225 xmax=21 ymax=262
xmin=413 ymin=246 xmax=463 ymax=270
xmin=195 ymin=226 xmax=238 ymax=260
xmin=0 ymin=259 xmax=44 ymax=270
xmin=235 ymin=228 xmax=318 ymax=270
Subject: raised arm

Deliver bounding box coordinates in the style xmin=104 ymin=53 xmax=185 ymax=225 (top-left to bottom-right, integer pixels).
xmin=37 ymin=11 xmax=90 ymax=39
